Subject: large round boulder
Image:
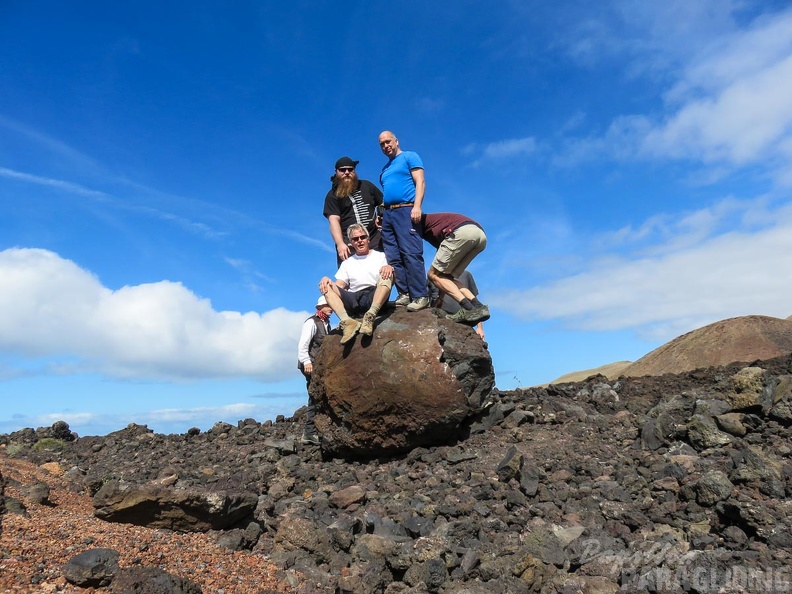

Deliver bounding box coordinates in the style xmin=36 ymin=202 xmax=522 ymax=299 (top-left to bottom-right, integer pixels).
xmin=310 ymin=307 xmax=494 ymax=458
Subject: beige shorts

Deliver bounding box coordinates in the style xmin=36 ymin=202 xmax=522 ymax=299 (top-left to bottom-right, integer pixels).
xmin=431 ymin=224 xmax=487 ymax=278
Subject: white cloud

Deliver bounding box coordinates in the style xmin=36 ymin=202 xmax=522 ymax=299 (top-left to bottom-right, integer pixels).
xmin=643 ymin=54 xmax=792 ymax=166
xmin=0 ymin=248 xmax=308 ymax=381
xmin=493 ymin=198 xmax=792 ymax=341
xmin=601 ymin=195 xmax=763 ymax=254
xmin=668 ymin=7 xmax=792 ymax=97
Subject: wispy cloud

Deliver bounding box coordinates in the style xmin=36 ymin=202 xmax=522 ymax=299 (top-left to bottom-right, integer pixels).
xmin=2 ymin=397 xmax=305 ymax=436
xmin=0 ymin=248 xmax=309 ymax=382
xmin=464 ymin=137 xmax=538 ymax=168
xmin=1 ymin=114 xmax=330 ymax=250
xmin=555 ymin=1 xmax=748 ymax=75
xmin=554 ymin=6 xmax=792 ymax=183
xmin=224 ymin=257 xmax=274 ymax=293
xmin=1 ymin=164 xmax=331 ymax=250
xmin=492 ymin=197 xmax=792 ymax=341
xmin=0 ymin=165 xmax=225 ymax=239
xmin=0 ymin=166 xmax=112 ymax=200
xmin=415 ymin=97 xmax=445 ymax=113
xmin=0 ymin=114 xmax=102 ymax=173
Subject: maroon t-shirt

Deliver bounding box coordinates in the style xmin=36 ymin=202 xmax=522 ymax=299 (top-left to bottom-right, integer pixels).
xmin=420 ymin=213 xmax=481 ymax=248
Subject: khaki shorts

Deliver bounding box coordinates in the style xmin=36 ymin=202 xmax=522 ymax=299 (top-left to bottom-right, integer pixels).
xmin=431 ymin=224 xmax=487 ymax=278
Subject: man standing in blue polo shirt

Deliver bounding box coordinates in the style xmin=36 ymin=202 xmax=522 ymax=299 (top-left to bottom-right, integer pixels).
xmin=378 ymin=130 xmax=430 ymax=311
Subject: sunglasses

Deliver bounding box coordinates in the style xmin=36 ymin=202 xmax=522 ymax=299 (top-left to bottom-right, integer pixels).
xmin=337 ymin=167 xmax=355 ymax=173
xmin=350 ymin=235 xmax=368 ymax=242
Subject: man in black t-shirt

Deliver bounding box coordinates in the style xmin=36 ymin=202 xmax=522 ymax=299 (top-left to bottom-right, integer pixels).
xmin=323 ymin=156 xmax=383 ymax=266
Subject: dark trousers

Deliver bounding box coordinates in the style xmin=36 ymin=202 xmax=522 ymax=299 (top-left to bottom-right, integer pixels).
xmin=382 ymin=207 xmax=428 ymax=299
xmin=302 ymin=371 xmax=315 ymax=434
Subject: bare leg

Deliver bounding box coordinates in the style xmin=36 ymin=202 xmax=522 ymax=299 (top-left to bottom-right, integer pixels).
xmin=428 ymin=267 xmax=468 ymax=305
xmin=322 ymin=284 xmax=350 ymax=320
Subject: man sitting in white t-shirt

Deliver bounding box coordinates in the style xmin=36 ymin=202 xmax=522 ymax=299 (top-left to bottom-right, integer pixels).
xmin=318 ymin=223 xmax=394 ymax=344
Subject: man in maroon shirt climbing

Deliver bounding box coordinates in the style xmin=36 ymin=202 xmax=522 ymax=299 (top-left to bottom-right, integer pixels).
xmin=420 ymin=212 xmax=489 ymax=326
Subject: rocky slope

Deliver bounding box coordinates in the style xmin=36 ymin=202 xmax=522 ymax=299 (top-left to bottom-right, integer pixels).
xmin=2 ymin=354 xmax=792 ymax=593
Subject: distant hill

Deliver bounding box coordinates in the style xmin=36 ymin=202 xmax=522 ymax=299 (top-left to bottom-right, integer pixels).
xmin=548 ymin=314 xmax=792 ymax=384
xmin=546 ymin=361 xmax=632 ymax=385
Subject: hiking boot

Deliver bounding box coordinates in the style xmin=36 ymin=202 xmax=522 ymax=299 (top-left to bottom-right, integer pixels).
xmin=406 ymin=296 xmax=430 ymax=312
xmin=446 ymin=308 xmax=470 ymax=324
xmin=394 ymin=293 xmax=410 ymax=306
xmin=360 ymin=312 xmax=376 ymax=336
xmin=447 ymin=305 xmax=490 ymax=325
xmin=301 ymin=431 xmax=320 ymax=446
xmin=466 ymin=305 xmax=491 ymax=324
xmin=339 ymin=319 xmax=361 ymax=344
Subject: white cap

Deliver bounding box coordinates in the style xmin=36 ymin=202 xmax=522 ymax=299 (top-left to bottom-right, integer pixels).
xmin=316 ymin=295 xmax=328 ymax=308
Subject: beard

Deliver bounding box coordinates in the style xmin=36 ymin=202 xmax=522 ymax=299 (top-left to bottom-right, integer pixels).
xmin=334 ymin=174 xmax=359 ymax=198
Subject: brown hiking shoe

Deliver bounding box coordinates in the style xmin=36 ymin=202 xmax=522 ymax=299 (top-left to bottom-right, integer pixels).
xmin=360 ymin=312 xmax=376 ymax=336
xmin=339 ymin=319 xmax=361 ymax=344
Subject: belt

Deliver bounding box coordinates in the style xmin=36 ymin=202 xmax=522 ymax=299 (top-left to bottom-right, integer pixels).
xmin=385 ymin=202 xmax=414 ymax=210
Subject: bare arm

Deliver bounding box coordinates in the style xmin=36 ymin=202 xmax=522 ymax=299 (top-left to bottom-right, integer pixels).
xmin=328 ymin=215 xmax=350 ymax=261
xmin=410 ymin=168 xmax=425 ymax=223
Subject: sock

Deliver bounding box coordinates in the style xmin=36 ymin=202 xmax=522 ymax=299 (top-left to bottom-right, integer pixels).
xmin=460 ymin=298 xmax=474 ymax=311
xmin=471 ymin=297 xmax=483 ymax=307
xmin=368 ymin=302 xmax=382 ymax=316
xmin=338 ymin=310 xmax=350 ymax=321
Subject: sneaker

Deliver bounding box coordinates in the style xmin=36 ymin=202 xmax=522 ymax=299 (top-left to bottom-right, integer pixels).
xmin=339 ymin=319 xmax=361 ymax=344
xmin=406 ymin=296 xmax=430 ymax=312
xmin=359 ymin=312 xmax=376 ymax=336
xmin=394 ymin=293 xmax=410 ymax=306
xmin=301 ymin=432 xmax=320 ymax=446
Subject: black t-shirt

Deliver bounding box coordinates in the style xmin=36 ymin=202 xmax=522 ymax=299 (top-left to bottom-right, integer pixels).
xmin=323 ymin=179 xmax=383 ymax=239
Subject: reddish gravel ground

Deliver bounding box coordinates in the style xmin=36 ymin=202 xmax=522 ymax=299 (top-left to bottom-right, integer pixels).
xmin=0 ymin=452 xmax=295 ymax=593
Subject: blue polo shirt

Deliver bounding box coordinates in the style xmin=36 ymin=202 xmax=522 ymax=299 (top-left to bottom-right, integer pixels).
xmin=379 ymin=151 xmax=424 ymax=206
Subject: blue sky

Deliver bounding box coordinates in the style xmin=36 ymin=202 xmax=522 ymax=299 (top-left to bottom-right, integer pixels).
xmin=2 ymin=1 xmax=792 ymax=436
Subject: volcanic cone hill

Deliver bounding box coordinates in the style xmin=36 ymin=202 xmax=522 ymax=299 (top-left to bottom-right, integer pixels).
xmin=550 ymin=314 xmax=792 ymax=384
xmin=622 ymin=314 xmax=792 ymax=378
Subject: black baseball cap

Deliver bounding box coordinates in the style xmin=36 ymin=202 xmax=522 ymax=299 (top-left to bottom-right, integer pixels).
xmin=335 ymin=156 xmax=359 ymax=169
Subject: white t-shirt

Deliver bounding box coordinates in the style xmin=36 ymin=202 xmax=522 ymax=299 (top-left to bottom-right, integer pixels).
xmin=336 ymin=250 xmax=388 ymax=292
